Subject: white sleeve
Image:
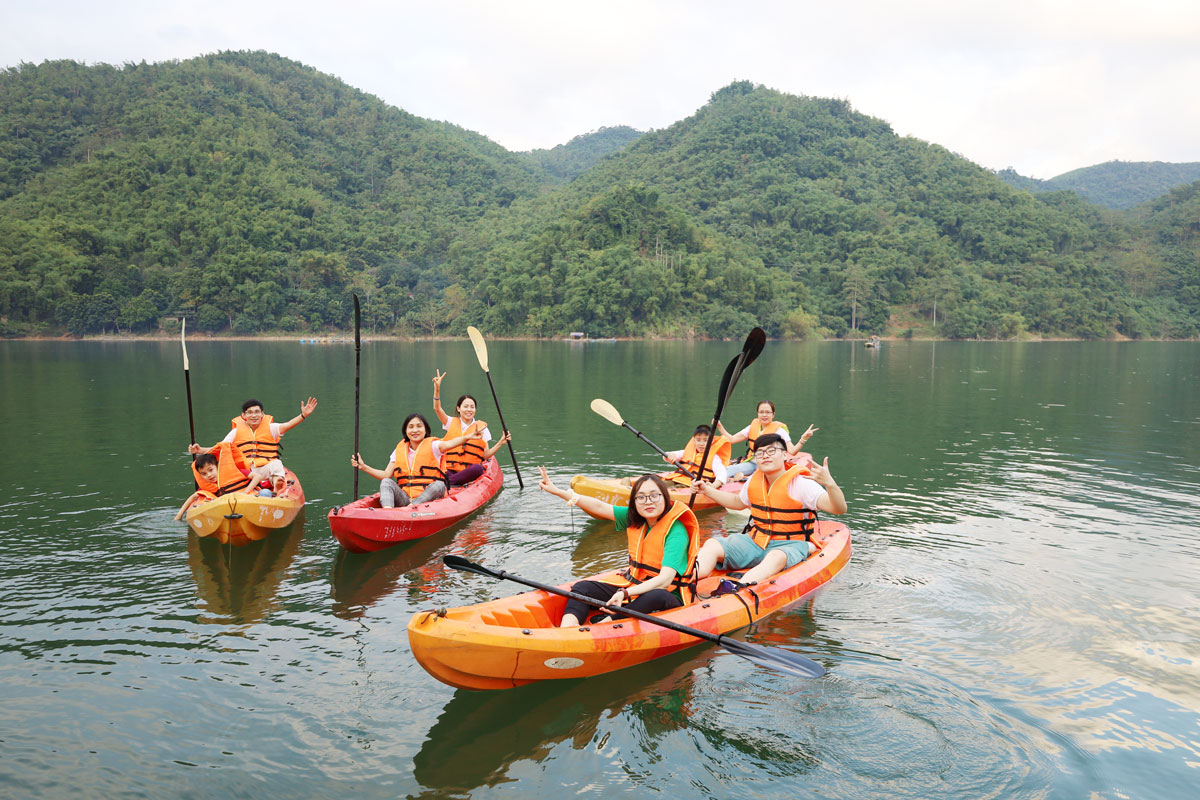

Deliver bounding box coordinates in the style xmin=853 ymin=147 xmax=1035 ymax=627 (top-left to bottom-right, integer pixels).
xmin=431 ymin=440 xmax=444 ymax=459
xmin=442 ymin=418 xmax=452 ymax=432
xmin=666 ymin=449 xmax=684 ymax=460
xmin=712 ymin=456 xmax=727 ymax=484
xmin=788 ymin=476 xmax=826 ymax=509
xmin=738 ymin=484 xmax=751 ymax=506
xmin=736 ymin=425 xmax=752 ymax=438
xmin=777 ymin=427 xmax=793 ymax=447
xmin=271 ymin=422 xmax=284 ymax=439
xmin=221 ymin=429 xmax=236 ymax=444
xmin=479 ymin=425 xmax=492 ymax=441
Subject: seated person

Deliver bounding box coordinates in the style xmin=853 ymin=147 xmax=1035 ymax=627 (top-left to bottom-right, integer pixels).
xmin=188 ymin=396 xmax=317 ymax=493
xmin=431 ymin=370 xmax=512 ymax=485
xmin=174 ymin=443 xmax=266 ymax=520
xmin=538 ymin=467 xmax=700 ymax=626
xmin=351 ymin=413 xmax=480 ymax=508
xmin=691 ymin=433 xmax=846 ymax=588
xmin=661 ymin=424 xmax=730 ymax=487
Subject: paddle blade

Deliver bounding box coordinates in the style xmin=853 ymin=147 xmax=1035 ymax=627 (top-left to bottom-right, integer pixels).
xmin=589 ymin=398 xmax=625 ymax=426
xmin=443 ymin=554 xmax=501 ymax=579
xmin=466 ymin=326 xmax=490 ymax=372
xmin=181 ymin=318 xmax=189 ymax=371
xmin=720 ymin=635 xmax=825 ymax=678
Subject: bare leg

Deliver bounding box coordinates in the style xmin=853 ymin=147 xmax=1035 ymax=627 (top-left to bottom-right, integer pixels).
xmin=696 ymin=539 xmax=726 ymax=579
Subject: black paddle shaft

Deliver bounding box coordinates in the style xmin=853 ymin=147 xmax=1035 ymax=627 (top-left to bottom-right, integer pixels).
xmin=441 ymin=555 xmax=824 ymax=679
xmin=353 ymin=294 xmax=361 ymax=499
xmin=483 ymin=371 xmax=524 ymax=489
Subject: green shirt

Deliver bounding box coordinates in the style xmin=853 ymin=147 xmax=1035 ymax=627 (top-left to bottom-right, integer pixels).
xmin=612 ymin=505 xmax=690 ymax=577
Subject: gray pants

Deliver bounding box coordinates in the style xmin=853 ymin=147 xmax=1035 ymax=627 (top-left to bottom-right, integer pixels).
xmin=380 ymin=478 xmax=447 ymax=508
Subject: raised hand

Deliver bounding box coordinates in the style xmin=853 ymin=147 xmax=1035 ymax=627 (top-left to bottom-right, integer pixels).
xmin=300 ymin=396 xmax=318 ymax=417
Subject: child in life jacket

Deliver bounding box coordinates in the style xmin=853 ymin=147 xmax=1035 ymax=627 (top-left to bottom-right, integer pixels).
xmin=660 ymin=424 xmax=730 ymax=487
xmin=187 ymin=396 xmax=317 ymax=494
xmin=173 ymin=447 xmax=268 ymax=520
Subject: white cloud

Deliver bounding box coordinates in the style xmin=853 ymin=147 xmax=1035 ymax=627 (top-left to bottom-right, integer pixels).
xmin=2 ymin=0 xmax=1198 ymax=177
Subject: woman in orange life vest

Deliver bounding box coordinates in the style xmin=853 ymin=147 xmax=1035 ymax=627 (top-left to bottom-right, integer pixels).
xmin=538 ymin=466 xmax=701 ymax=627
xmin=350 ymin=413 xmax=487 ymax=508
xmin=691 ymin=432 xmax=846 ymax=587
xmin=173 ymin=445 xmax=267 ymax=519
xmin=718 ymin=400 xmax=817 ymax=480
xmin=660 ymin=424 xmax=730 ymax=487
xmin=431 ymin=370 xmax=512 ymax=485
xmin=188 ymin=397 xmax=318 ymax=494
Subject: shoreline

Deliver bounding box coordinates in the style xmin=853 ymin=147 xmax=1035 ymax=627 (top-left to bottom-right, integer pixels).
xmin=3 ymin=333 xmax=1189 ymax=343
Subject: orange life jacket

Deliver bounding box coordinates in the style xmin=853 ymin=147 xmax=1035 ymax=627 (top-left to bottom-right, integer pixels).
xmin=231 ymin=414 xmax=281 ymax=468
xmin=745 ymin=419 xmax=789 ymax=458
xmin=390 ymin=437 xmax=446 ymax=498
xmin=664 ymin=435 xmax=732 ymax=486
xmin=443 ymin=417 xmax=489 ymax=472
xmin=746 ymin=464 xmax=818 ymax=547
xmin=610 ymin=501 xmax=701 ymax=604
xmin=192 ymin=442 xmax=253 ymax=497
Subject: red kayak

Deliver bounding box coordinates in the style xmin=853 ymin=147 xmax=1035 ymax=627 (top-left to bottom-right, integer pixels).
xmin=328 ymin=458 xmax=504 ymax=553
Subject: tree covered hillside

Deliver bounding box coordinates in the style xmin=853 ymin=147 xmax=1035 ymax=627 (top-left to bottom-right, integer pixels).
xmin=460 ymin=82 xmax=1147 ymax=339
xmin=998 ymin=161 xmax=1200 ymax=210
xmin=0 ymin=52 xmax=544 ymax=335
xmin=0 ymin=58 xmax=1195 ymax=339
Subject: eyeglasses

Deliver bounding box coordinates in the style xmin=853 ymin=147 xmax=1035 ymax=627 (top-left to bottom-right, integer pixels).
xmin=754 ymin=446 xmax=785 ymax=459
xmin=633 ymin=492 xmax=664 ymax=503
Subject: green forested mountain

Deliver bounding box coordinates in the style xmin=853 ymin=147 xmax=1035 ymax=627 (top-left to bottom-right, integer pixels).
xmin=998 ymin=161 xmax=1200 ymax=210
xmin=0 ymin=56 xmax=1196 ymax=339
xmin=524 ymin=126 xmax=643 ymax=183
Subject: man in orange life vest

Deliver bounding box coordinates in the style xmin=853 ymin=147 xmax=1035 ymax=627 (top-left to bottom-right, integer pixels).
xmin=661 ymin=424 xmax=730 ymax=487
xmin=691 ymin=432 xmax=847 ymax=587
xmin=188 ymin=397 xmax=317 ymax=493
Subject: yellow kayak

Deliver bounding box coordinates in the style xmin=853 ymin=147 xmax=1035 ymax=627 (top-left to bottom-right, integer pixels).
xmin=184 ymin=470 xmax=305 ymax=546
xmin=568 ymin=474 xmax=744 ymax=518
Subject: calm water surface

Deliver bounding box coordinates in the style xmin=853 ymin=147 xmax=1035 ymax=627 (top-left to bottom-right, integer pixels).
xmin=0 ymin=340 xmax=1197 ymax=799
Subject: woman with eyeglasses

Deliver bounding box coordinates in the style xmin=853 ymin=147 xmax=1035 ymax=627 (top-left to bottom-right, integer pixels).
xmin=718 ymin=400 xmax=817 ymax=480
xmin=538 ymin=467 xmax=700 ymax=627
xmin=691 ymin=432 xmax=847 ymax=589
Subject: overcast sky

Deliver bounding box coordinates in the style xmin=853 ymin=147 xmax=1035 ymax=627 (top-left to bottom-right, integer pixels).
xmin=4 ymin=0 xmax=1198 ymax=179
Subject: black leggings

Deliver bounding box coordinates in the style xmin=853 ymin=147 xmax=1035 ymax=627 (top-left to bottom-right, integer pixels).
xmin=446 ymin=463 xmax=485 ymax=486
xmin=562 ymin=580 xmax=682 ymax=624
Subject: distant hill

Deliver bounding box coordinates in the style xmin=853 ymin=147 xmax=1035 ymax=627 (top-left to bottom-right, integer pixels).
xmin=524 ymin=126 xmax=643 ymax=183
xmin=998 ymin=161 xmax=1200 ymax=210
xmin=1 ymin=59 xmax=1196 ymax=340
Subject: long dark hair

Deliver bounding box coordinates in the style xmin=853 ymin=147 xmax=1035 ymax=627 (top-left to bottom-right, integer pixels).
xmin=627 ymin=474 xmax=674 ymax=530
xmin=401 ymin=413 xmax=432 ymax=443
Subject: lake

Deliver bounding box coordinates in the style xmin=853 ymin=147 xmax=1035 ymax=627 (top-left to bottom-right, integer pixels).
xmin=0 ymin=339 xmax=1197 ymax=799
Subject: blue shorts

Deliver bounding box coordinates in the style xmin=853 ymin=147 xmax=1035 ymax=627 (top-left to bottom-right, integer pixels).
xmin=718 ymin=533 xmax=811 ymax=571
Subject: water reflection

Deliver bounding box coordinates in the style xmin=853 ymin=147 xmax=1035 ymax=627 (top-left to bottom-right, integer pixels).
xmin=411 ymin=648 xmax=712 ymax=797
xmin=330 ymin=514 xmax=495 ymax=619
xmin=186 ymin=515 xmax=305 ymax=624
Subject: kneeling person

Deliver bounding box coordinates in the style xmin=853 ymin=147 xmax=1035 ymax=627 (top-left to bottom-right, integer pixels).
xmin=692 ymin=433 xmax=846 ymax=587
xmin=538 ymin=468 xmax=700 ymax=627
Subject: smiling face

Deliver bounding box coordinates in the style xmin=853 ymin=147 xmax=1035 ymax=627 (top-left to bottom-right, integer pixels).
xmin=692 ymin=432 xmax=710 ymax=452
xmin=756 ymin=402 xmax=775 ymax=425
xmin=405 ymin=416 xmax=427 ymax=444
xmin=457 ymin=396 xmax=476 ymax=423
xmin=241 ymin=405 xmax=265 ymax=427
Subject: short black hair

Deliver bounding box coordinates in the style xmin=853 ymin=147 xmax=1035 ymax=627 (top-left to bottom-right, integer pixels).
xmin=752 ymin=432 xmax=786 ymax=453
xmin=195 ymin=453 xmax=218 ymax=470
xmin=692 ymin=424 xmax=712 ymax=437
xmin=242 ymin=399 xmax=263 ymax=413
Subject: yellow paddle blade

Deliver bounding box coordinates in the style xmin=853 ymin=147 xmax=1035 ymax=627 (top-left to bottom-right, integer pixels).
xmin=589 ymin=398 xmax=624 ymax=426
xmin=181 ymin=318 xmax=189 ymax=371
xmin=466 ymin=326 xmax=489 ymax=373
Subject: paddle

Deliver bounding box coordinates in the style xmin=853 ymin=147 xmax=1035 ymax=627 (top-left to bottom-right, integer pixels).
xmin=688 ymin=327 xmax=767 ymax=508
xmin=466 ymin=326 xmax=524 ymax=488
xmin=589 ymin=398 xmax=695 ymax=480
xmin=182 ymin=318 xmax=197 ymax=488
xmin=443 ymin=555 xmax=824 ymax=679
xmin=352 ymin=294 xmax=361 ymax=500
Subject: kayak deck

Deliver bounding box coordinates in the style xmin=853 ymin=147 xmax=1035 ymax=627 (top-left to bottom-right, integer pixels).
xmin=408 ymin=520 xmax=851 ymax=690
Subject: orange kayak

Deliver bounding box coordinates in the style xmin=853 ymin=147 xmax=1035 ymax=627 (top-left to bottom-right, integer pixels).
xmin=407 ymin=520 xmax=851 ymax=690
xmin=183 ymin=469 xmax=305 ymax=547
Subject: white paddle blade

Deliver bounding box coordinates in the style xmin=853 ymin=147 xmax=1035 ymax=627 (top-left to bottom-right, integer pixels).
xmin=589 ymin=398 xmax=624 ymax=426
xmin=466 ymin=325 xmax=489 ymax=372
xmin=181 ymin=318 xmax=189 ymax=371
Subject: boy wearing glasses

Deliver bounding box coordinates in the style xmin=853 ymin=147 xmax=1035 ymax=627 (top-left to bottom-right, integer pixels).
xmin=691 ymin=433 xmax=847 ymax=587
